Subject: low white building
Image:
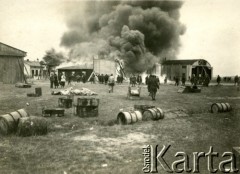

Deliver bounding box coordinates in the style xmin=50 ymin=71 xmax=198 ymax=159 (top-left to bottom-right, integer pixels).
xmin=24 ymin=59 xmax=43 ymax=78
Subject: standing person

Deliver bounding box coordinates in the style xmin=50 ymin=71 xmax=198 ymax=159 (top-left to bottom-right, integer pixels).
xmin=68 ymin=74 xmax=72 ymax=85
xmin=120 ymin=75 xmax=124 ymax=84
xmin=234 ymin=75 xmax=239 ymax=86
xmin=164 ymin=76 xmax=167 ymax=84
xmin=217 ymin=75 xmax=221 ymax=85
xmin=108 ymin=74 xmax=115 ymax=93
xmin=82 ymin=74 xmax=86 ymax=83
xmin=54 ymin=73 xmax=59 ymax=89
xmin=76 ymin=74 xmax=80 ymax=83
xmin=132 ymin=75 xmax=137 ymax=87
xmin=58 ymin=72 xmax=62 ymax=83
xmin=204 ymin=74 xmax=210 ymax=87
xmin=137 ymin=74 xmax=142 ymax=85
xmin=50 ymin=73 xmax=54 ymax=89
xmin=145 ymin=75 xmax=149 ymax=85
xmin=182 ymin=76 xmax=186 ymax=86
xmin=156 ymin=76 xmax=160 ymax=86
xmin=148 ymin=75 xmax=159 ymax=100
xmin=117 ymin=75 xmax=120 ymax=84
xmin=104 ymin=74 xmax=109 ymax=85
xmin=60 ymin=73 xmax=66 ymax=88
xmin=175 ymin=76 xmax=179 ymax=86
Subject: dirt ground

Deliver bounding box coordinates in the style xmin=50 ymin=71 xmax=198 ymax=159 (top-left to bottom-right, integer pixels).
xmin=0 ymin=80 xmax=239 ymax=174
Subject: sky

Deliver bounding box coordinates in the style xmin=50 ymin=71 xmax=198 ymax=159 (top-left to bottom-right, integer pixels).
xmin=0 ymin=0 xmax=239 ymax=76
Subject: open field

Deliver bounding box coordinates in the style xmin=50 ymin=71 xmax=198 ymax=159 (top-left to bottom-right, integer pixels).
xmin=0 ymin=81 xmax=240 ymax=174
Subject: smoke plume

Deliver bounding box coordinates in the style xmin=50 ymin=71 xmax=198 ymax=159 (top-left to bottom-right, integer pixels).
xmin=61 ymin=1 xmax=185 ymax=74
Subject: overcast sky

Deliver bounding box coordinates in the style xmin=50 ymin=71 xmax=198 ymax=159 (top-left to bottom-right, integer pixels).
xmin=0 ymin=0 xmax=239 ymax=76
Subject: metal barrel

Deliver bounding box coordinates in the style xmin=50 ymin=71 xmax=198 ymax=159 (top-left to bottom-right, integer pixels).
xmin=143 ymin=108 xmax=164 ymax=121
xmin=0 ymin=109 xmax=29 ymax=135
xmin=117 ymin=111 xmax=142 ymax=125
xmin=211 ymin=103 xmax=232 ymax=113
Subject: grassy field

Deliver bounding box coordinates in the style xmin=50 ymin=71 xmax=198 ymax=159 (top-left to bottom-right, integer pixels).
xmin=0 ymin=81 xmax=239 ymax=174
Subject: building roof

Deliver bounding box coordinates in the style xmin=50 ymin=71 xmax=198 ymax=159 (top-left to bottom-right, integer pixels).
xmin=24 ymin=60 xmax=42 ymax=67
xmin=0 ymin=42 xmax=27 ymax=57
xmin=162 ymin=59 xmax=207 ymax=65
xmin=57 ymin=64 xmax=93 ymax=70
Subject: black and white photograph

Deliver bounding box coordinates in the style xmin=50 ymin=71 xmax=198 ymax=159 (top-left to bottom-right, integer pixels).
xmin=0 ymin=0 xmax=239 ymax=173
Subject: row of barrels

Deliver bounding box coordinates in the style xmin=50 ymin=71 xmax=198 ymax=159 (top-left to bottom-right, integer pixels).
xmin=117 ymin=103 xmax=233 ymax=125
xmin=117 ymin=108 xmax=164 ymax=125
xmin=0 ymin=109 xmax=29 ymax=135
xmin=0 ymin=109 xmax=47 ymax=136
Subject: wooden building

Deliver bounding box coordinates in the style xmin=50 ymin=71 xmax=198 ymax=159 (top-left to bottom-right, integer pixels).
xmin=0 ymin=42 xmax=27 ymax=84
xmin=57 ymin=64 xmax=93 ymax=81
xmin=161 ymin=59 xmax=212 ymax=80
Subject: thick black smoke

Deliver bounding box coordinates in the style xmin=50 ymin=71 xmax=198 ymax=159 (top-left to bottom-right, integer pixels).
xmin=61 ymin=1 xmax=185 ymax=73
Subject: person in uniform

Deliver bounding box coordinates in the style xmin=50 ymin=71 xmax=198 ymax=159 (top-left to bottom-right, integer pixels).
xmin=108 ymin=74 xmax=115 ymax=93
xmin=148 ymin=75 xmax=159 ymax=100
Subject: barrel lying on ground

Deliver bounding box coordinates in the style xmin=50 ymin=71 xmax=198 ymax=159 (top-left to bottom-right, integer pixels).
xmin=142 ymin=108 xmax=164 ymax=121
xmin=17 ymin=116 xmax=48 ymax=137
xmin=211 ymin=103 xmax=232 ymax=113
xmin=117 ymin=110 xmax=142 ymax=125
xmin=0 ymin=109 xmax=29 ymax=135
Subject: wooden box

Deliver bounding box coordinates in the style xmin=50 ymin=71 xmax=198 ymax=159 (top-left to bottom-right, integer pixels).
xmin=42 ymin=108 xmax=64 ymax=117
xmin=58 ymin=98 xmax=73 ymax=108
xmin=73 ymin=105 xmax=98 ymax=117
xmin=76 ymin=97 xmax=99 ymax=107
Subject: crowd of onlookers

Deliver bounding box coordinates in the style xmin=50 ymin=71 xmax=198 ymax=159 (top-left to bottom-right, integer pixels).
xmin=49 ymin=71 xmax=240 ymax=90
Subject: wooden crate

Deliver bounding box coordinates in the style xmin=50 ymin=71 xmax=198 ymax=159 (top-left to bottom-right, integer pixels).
xmin=58 ymin=98 xmax=73 ymax=108
xmin=35 ymin=87 xmax=42 ymax=96
xmin=42 ymin=108 xmax=64 ymax=117
xmin=73 ymin=105 xmax=98 ymax=117
xmin=76 ymin=97 xmax=99 ymax=107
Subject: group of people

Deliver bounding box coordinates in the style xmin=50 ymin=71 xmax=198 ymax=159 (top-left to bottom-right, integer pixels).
xmin=97 ymin=74 xmax=111 ymax=85
xmin=130 ymin=75 xmax=142 ymax=87
xmin=50 ymin=72 xmax=66 ymax=89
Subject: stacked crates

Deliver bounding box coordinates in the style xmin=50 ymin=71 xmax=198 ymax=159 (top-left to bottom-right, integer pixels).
xmin=74 ymin=97 xmax=99 ymax=117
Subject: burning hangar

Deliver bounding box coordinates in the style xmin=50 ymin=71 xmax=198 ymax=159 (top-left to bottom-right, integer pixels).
xmin=0 ymin=42 xmax=26 ymax=84
xmin=161 ymin=59 xmax=213 ymax=80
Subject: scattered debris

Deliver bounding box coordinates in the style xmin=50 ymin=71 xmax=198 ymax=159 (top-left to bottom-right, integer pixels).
xmin=178 ymin=86 xmax=201 ymax=93
xmin=52 ymin=87 xmax=97 ymax=96
xmin=101 ymin=164 xmax=108 ymax=167
xmin=15 ymin=83 xmax=31 ymax=88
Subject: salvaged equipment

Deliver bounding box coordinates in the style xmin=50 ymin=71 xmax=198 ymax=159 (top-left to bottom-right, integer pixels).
xmin=127 ymin=86 xmax=141 ymax=99
xmin=74 ymin=97 xmax=99 ymax=117
xmin=211 ymin=103 xmax=232 ymax=113
xmin=0 ymin=109 xmax=29 ymax=135
xmin=117 ymin=110 xmax=142 ymax=125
